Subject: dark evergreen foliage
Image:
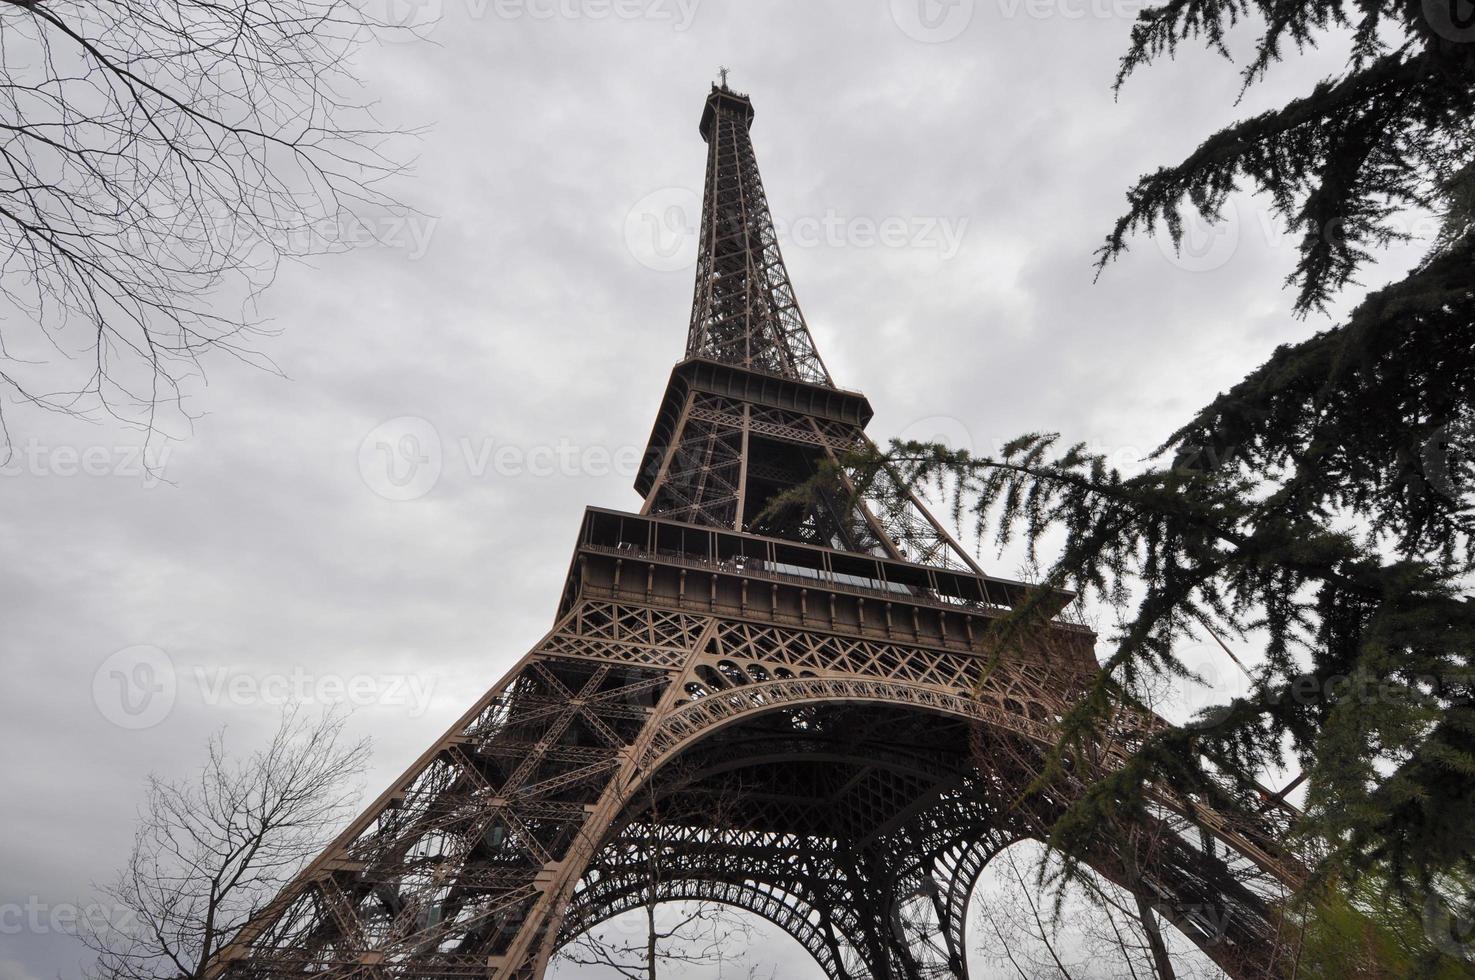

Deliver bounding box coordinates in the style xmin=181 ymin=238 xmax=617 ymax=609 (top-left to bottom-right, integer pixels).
xmin=1098 ymin=0 xmax=1475 ymax=314
xmin=870 ymin=0 xmax=1475 ymax=961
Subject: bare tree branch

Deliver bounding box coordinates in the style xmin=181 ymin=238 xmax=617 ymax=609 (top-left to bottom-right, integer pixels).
xmin=82 ymin=705 xmax=371 ymax=980
xmin=0 ymin=0 xmax=415 ymax=455
xmin=554 ymin=764 xmax=755 ymax=979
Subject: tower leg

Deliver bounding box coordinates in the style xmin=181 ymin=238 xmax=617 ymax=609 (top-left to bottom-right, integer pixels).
xmin=214 ymin=602 xmax=720 ymax=980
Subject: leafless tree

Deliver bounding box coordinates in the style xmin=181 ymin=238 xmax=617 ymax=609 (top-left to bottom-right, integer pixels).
xmin=558 ymin=898 xmax=750 ymax=980
xmin=974 ymin=845 xmax=1095 ymax=980
xmin=82 ymin=705 xmax=371 ymax=980
xmin=0 ymin=0 xmax=413 ymax=451
xmin=973 ymin=844 xmax=1227 ymax=980
xmin=555 ymin=769 xmax=755 ymax=980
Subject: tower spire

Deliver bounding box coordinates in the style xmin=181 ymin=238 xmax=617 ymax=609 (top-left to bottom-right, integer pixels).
xmin=687 ymin=85 xmax=833 ymax=386
xmin=639 ymin=87 xmax=985 ymax=572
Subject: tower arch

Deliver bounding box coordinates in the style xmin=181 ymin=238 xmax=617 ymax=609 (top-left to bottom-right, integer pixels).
xmin=604 ymin=691 xmax=1299 ymax=980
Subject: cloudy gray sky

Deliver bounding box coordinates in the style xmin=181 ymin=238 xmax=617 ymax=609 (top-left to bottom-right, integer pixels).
xmin=0 ymin=2 xmax=1434 ymax=978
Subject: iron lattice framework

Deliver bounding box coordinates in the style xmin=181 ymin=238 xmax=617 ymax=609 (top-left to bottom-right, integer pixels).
xmin=214 ymin=84 xmax=1307 ymax=980
xmin=686 ymin=86 xmax=831 ymax=385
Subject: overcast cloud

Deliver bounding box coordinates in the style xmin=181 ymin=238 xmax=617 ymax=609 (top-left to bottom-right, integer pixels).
xmin=0 ymin=2 xmax=1435 ymax=978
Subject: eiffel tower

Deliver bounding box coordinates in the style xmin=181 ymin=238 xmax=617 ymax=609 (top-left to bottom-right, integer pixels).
xmin=215 ymin=82 xmax=1305 ymax=980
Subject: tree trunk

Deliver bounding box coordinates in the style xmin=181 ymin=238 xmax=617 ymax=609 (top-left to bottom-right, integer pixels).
xmin=1131 ymin=887 xmax=1177 ymax=980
